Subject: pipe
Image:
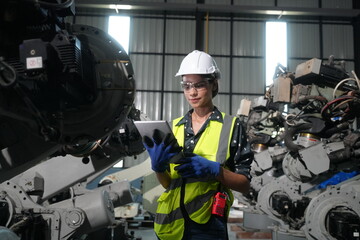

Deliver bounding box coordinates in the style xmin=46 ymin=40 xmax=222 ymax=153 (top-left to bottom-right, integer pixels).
xmin=284 ymin=123 xmax=312 ymax=152
xmin=205 ymin=12 xmax=209 ymax=53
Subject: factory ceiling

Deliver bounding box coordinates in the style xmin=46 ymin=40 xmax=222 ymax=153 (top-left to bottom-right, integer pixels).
xmin=74 ymin=0 xmax=360 ymax=20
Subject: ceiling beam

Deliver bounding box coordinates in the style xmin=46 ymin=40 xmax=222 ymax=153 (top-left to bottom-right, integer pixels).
xmin=75 ymin=1 xmax=360 ymax=19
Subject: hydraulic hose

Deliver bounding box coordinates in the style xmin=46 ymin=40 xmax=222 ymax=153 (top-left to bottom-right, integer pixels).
xmin=284 ymin=123 xmax=313 ymax=152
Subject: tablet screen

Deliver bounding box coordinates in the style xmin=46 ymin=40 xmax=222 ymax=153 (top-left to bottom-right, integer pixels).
xmin=134 ymin=120 xmax=174 ymax=141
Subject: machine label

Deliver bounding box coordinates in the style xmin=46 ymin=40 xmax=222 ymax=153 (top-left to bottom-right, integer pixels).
xmin=26 ymin=56 xmax=43 ymax=69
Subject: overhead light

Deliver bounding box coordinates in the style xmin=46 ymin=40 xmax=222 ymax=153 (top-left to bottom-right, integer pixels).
xmin=109 ymin=4 xmax=133 ymax=10
xmin=265 ymin=10 xmax=283 ymax=15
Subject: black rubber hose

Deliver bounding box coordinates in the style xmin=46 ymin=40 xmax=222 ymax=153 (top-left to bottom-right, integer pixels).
xmin=284 ymin=123 xmax=313 ymax=152
xmin=323 ymin=122 xmax=350 ymax=138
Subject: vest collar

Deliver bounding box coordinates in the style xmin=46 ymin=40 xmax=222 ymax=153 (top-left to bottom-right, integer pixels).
xmin=175 ymin=106 xmax=223 ymax=126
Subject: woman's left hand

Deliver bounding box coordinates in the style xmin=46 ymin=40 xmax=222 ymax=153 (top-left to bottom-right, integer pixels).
xmin=174 ymin=154 xmax=220 ymax=178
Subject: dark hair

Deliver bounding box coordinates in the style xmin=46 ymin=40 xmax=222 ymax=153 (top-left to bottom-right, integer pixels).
xmin=211 ymin=80 xmax=219 ymax=98
xmin=202 ymin=74 xmax=218 ymax=81
xmin=199 ymin=74 xmax=219 ymax=98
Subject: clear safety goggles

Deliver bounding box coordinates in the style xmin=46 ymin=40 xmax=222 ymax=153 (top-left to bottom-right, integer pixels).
xmin=180 ymin=80 xmax=210 ymax=91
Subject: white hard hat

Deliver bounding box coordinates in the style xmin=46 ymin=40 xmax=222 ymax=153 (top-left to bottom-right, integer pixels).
xmin=175 ymin=50 xmax=221 ymax=79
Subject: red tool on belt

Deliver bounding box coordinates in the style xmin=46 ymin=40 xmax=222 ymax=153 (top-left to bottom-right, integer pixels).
xmin=211 ymin=192 xmax=227 ymax=217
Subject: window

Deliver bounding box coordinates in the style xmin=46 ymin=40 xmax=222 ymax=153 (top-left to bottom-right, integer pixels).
xmin=108 ymin=16 xmax=130 ymax=168
xmin=266 ymin=21 xmax=287 ymax=86
xmin=108 ymin=16 xmax=130 ymax=54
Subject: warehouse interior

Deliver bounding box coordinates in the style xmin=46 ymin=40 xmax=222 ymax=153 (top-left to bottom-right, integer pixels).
xmin=0 ymin=0 xmax=360 ymax=239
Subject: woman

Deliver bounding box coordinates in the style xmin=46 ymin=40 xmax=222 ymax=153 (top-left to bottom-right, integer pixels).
xmin=143 ymin=50 xmax=253 ymax=240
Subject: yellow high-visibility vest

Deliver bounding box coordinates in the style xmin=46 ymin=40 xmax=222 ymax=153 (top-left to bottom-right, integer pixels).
xmin=154 ymin=113 xmax=236 ymax=240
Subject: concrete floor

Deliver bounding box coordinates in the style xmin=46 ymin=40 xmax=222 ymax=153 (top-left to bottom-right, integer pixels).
xmin=130 ymin=224 xmax=271 ymax=240
xmin=129 ymin=227 xmax=156 ymax=240
xmin=130 ymin=225 xmax=236 ymax=240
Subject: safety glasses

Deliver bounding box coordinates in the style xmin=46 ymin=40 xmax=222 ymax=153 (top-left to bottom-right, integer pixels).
xmin=180 ymin=80 xmax=210 ymax=91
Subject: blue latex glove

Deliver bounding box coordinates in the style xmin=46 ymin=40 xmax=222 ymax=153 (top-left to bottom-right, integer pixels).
xmin=174 ymin=154 xmax=220 ymax=178
xmin=143 ymin=129 xmax=182 ymax=173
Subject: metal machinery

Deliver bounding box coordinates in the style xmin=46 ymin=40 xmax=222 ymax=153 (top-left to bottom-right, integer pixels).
xmin=237 ymin=58 xmax=360 ymax=240
xmin=0 ymin=0 xmax=146 ymax=239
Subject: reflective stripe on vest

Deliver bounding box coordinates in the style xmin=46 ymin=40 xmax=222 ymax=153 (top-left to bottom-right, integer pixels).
xmin=154 ymin=113 xmax=236 ymax=239
xmin=217 ymin=114 xmax=234 ymax=164
xmin=155 ymin=189 xmax=216 ymax=225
